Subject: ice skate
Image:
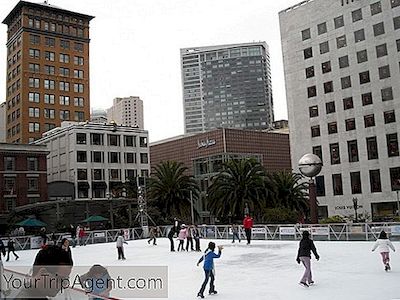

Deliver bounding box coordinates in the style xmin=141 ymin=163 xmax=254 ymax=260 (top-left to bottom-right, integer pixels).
xmin=299 ymin=282 xmax=309 ymax=288
xmin=308 ymin=281 xmax=314 ymax=285
xmin=197 ymin=292 xmax=204 ymax=298
xmin=209 ymin=290 xmax=218 ymax=295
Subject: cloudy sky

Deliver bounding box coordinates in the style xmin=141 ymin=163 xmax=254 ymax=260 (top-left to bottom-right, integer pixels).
xmin=0 ymin=0 xmax=302 ymax=142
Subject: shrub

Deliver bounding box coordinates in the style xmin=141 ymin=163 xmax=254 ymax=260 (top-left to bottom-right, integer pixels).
xmin=262 ymin=207 xmax=299 ymax=224
xmin=320 ymin=215 xmax=346 ymax=224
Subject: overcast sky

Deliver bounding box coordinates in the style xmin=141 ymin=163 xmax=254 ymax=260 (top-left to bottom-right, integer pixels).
xmin=0 ymin=0 xmax=302 ymax=142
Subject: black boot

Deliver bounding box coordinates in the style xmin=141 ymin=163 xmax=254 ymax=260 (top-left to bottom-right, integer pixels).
xmin=197 ymin=292 xmax=204 ymax=298
xmin=209 ymin=290 xmax=218 ymax=295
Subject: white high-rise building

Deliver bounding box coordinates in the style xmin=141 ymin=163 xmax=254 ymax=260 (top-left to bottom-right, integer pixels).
xmin=106 ymin=96 xmax=144 ymax=129
xmin=280 ymin=0 xmax=400 ymax=221
xmin=0 ymin=102 xmax=6 ymax=142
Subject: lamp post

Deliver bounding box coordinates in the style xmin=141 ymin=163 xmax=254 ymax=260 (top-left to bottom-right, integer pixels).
xmin=396 ymin=189 xmax=400 ymax=217
xmin=190 ymin=190 xmax=194 ymax=225
xmin=352 ymin=197 xmax=358 ymax=223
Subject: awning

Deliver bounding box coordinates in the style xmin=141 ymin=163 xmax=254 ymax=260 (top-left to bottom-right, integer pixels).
xmin=78 ymin=182 xmax=90 ymax=189
xmin=92 ymin=181 xmax=107 ymax=189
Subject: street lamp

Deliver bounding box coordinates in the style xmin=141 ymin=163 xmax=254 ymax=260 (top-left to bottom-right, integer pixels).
xmin=352 ymin=197 xmax=358 ymax=223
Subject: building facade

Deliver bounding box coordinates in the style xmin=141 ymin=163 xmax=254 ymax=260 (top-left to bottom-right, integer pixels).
xmin=106 ymin=96 xmax=144 ymax=129
xmin=0 ymin=102 xmax=6 ymax=142
xmin=280 ymin=0 xmax=400 ymax=220
xmin=181 ymin=42 xmax=274 ymax=134
xmin=3 ymin=1 xmax=94 ymax=144
xmin=34 ymin=121 xmax=150 ymax=200
xmin=150 ymin=128 xmax=291 ymax=219
xmin=0 ymin=143 xmax=48 ymax=214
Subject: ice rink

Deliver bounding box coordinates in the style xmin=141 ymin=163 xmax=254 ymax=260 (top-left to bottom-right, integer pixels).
xmin=4 ymin=238 xmax=400 ymax=300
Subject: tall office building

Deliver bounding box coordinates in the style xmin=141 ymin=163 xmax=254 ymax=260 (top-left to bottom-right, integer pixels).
xmin=106 ymin=96 xmax=144 ymax=129
xmin=0 ymin=102 xmax=6 ymax=142
xmin=3 ymin=1 xmax=94 ymax=144
xmin=181 ymin=42 xmax=273 ymax=134
xmin=280 ymin=0 xmax=400 ymax=220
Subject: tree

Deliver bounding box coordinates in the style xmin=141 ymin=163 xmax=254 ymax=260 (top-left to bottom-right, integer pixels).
xmin=207 ymin=158 xmax=266 ymax=221
xmin=147 ymin=161 xmax=199 ymax=221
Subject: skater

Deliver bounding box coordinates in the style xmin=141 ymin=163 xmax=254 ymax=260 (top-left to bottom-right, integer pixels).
xmin=197 ymin=242 xmax=223 ymax=298
xmin=40 ymin=227 xmax=47 ymax=246
xmin=372 ymin=230 xmax=395 ymax=271
xmin=148 ymin=226 xmax=159 ymax=245
xmin=116 ymin=232 xmax=128 ymax=260
xmin=296 ymin=230 xmax=320 ymax=287
xmin=78 ymin=225 xmax=86 ymax=246
xmin=231 ymin=224 xmax=241 ymax=243
xmin=168 ymin=226 xmax=176 ymax=252
xmin=177 ymin=224 xmax=187 ymax=251
xmin=0 ymin=239 xmax=6 ymax=261
xmin=69 ymin=224 xmax=77 ymax=247
xmin=243 ymin=215 xmax=253 ymax=245
xmin=6 ymin=238 xmax=19 ymax=261
xmin=80 ymin=264 xmax=112 ymax=300
xmin=50 ymin=232 xmax=57 ymax=245
xmin=193 ymin=225 xmax=201 ymax=252
xmin=186 ymin=224 xmax=194 ymax=251
xmin=60 ymin=238 xmax=73 ymax=266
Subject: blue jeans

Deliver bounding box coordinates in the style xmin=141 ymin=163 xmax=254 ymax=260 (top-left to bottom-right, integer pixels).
xmin=199 ymin=269 xmax=215 ymax=295
xmin=232 ymin=232 xmax=240 ymax=242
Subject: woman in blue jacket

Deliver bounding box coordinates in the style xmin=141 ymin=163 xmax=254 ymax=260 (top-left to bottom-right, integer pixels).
xmin=196 ymin=242 xmax=223 ymax=298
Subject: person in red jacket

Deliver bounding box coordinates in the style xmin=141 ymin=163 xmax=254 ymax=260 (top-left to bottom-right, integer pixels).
xmin=243 ymin=215 xmax=254 ymax=245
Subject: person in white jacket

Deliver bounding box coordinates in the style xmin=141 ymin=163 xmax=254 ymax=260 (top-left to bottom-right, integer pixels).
xmin=372 ymin=230 xmax=395 ymax=271
xmin=116 ymin=232 xmax=128 ymax=260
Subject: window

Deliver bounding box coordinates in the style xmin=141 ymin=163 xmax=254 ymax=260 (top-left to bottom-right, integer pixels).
xmin=44 ymin=123 xmax=56 ymax=131
xmin=28 ymin=122 xmax=40 ymax=132
xmin=301 ymin=28 xmax=311 ymax=41
xmin=26 ymin=157 xmax=39 ymax=171
xmin=45 ymin=51 xmax=55 ymax=61
xmin=354 ymin=29 xmax=365 ymax=42
xmin=364 ymin=114 xmax=375 ymax=127
xmin=44 ymin=94 xmax=55 ymax=104
xmin=319 ymin=41 xmax=329 ymax=54
xmin=91 ymin=133 xmax=104 ymax=145
xmin=59 ymin=53 xmax=70 ymax=63
xmin=304 ymin=47 xmax=313 ymax=59
xmin=328 ymin=122 xmax=338 ymax=134
xmin=378 ymin=65 xmax=390 ymax=79
xmin=92 ymin=169 xmax=104 ymax=181
xmin=140 ymin=153 xmax=149 ymax=164
xmin=74 ymin=83 xmax=84 ymax=93
xmin=59 ymin=95 xmax=70 ymax=105
xmin=376 ymin=44 xmax=388 ymax=57
xmin=77 ymin=169 xmax=87 ymax=180
xmin=77 ymin=151 xmax=87 ymax=162
xmin=60 ymin=40 xmax=70 ymax=49
xmin=311 ymin=125 xmax=321 ymax=137
xmin=307 ymin=86 xmax=317 ymax=98
xmin=305 ymin=66 xmax=314 ymax=78
xmin=76 ymin=133 xmax=86 ymax=144
xmin=4 ymin=157 xmax=15 ymax=171
xmin=313 ymin=146 xmax=323 ymax=161
xmin=392 ymin=0 xmax=400 ymax=8
xmin=362 ymin=92 xmax=373 ymax=106
xmin=345 ymin=118 xmax=356 ymax=131
xmin=60 ymin=110 xmax=70 ymax=120
xmin=109 ymin=169 xmax=121 ymax=181
xmin=339 ymin=55 xmax=349 ymax=68
xmin=124 ymin=136 xmax=136 ymax=147
xmin=74 ymin=42 xmax=84 ymax=52
xmin=348 ymin=140 xmax=359 ymax=162
xmin=337 ymin=35 xmax=347 ymax=48
xmin=29 ymin=63 xmax=40 ymax=73
xmin=324 ymin=81 xmax=333 ymax=93
xmin=326 ymin=101 xmax=336 ymax=114
xmin=29 ymin=49 xmax=40 ymax=59
xmin=334 ymin=15 xmax=344 ymax=28
xmin=45 ymin=37 xmax=55 ymax=47
xmin=332 ymin=174 xmax=343 ymax=195
xmin=27 ymin=178 xmax=39 ymax=192
xmin=139 ymin=137 xmax=148 ymax=147
xmin=330 ymin=143 xmax=340 ymax=164
xmin=389 ymin=167 xmax=400 ymax=191
xmin=370 ymin=2 xmax=382 ymax=15
xmin=74 ymin=69 xmax=84 ymax=79
xmin=357 ymin=50 xmax=368 ymax=63
xmin=59 ymin=67 xmax=70 ymax=77
xmin=309 ymin=105 xmax=319 ymax=118
xmin=29 ymin=92 xmax=40 ymax=103
xmin=30 ymin=34 xmax=40 ymax=45
xmin=341 ymin=76 xmax=351 ymax=89
xmin=359 ymin=71 xmax=370 ymax=84
xmin=29 ymin=78 xmax=40 ymax=88
xmin=44 ymin=79 xmax=55 ymax=90
xmin=394 ymin=16 xmax=400 ymax=30
xmin=92 ymin=151 xmax=103 ymax=163
xmin=28 ymin=107 xmax=40 ymax=118
xmin=74 ymin=97 xmax=84 ymax=107
xmin=59 ymin=81 xmax=70 ymax=91
xmin=109 ymin=152 xmax=121 ymax=163
xmin=44 ymin=65 xmax=55 ymax=75
xmin=367 ymin=137 xmax=379 ymax=160
xmin=108 ymin=134 xmax=120 ymax=146
xmin=387 ymin=133 xmax=399 ymax=157
xmin=352 ymin=9 xmax=363 ymax=22
xmin=350 ymin=172 xmax=362 ymax=194
xmin=397 ymin=39 xmax=400 ymax=51
xmin=370 ymin=170 xmax=382 ymax=193
xmin=343 ymin=97 xmax=353 ymax=110
xmin=384 ymin=110 xmax=396 ymax=124
xmin=74 ymin=56 xmax=84 ymax=65
xmin=322 ymin=61 xmax=331 ymax=73
xmin=381 ymin=87 xmax=394 ymax=101
xmin=318 ymin=22 xmax=327 ymax=34
xmin=373 ymin=22 xmax=385 ymax=36
xmin=125 ymin=153 xmax=136 ymax=163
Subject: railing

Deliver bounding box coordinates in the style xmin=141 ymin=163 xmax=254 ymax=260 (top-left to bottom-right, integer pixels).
xmin=4 ymin=222 xmax=400 ymax=251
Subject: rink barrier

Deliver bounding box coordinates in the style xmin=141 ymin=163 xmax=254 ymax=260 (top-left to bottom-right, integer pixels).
xmin=4 ymin=222 xmax=400 ymax=251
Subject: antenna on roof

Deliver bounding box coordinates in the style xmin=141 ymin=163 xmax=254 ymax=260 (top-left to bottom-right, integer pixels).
xmin=44 ymin=0 xmax=49 ymax=4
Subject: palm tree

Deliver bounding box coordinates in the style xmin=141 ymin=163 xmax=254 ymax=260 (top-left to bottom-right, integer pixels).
xmin=207 ymin=158 xmax=266 ymax=221
xmin=147 ymin=161 xmax=199 ymax=220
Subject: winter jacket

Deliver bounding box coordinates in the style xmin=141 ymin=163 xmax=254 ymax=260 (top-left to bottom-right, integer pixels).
xmin=178 ymin=228 xmax=187 ymax=240
xmin=7 ymin=240 xmax=15 ymax=251
xmin=0 ymin=240 xmax=6 ymax=258
xmin=243 ymin=217 xmax=254 ymax=229
xmin=297 ymin=238 xmax=319 ymax=260
xmin=116 ymin=236 xmax=127 ymax=248
xmin=198 ymin=249 xmax=222 ymax=271
xmin=372 ymin=239 xmax=395 ymax=253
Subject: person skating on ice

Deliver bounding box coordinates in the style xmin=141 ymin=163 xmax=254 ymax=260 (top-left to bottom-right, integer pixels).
xmin=192 ymin=225 xmax=201 ymax=252
xmin=231 ymin=224 xmax=241 ymax=243
xmin=148 ymin=226 xmax=159 ymax=245
xmin=243 ymin=215 xmax=253 ymax=245
xmin=6 ymin=237 xmax=19 ymax=261
xmin=372 ymin=230 xmax=395 ymax=271
xmin=116 ymin=232 xmax=128 ymax=260
xmin=296 ymin=230 xmax=319 ymax=287
xmin=197 ymin=242 xmax=223 ymax=298
xmin=177 ymin=224 xmax=187 ymax=251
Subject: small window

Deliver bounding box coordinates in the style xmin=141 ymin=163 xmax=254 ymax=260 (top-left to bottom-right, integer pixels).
xmin=394 ymin=16 xmax=400 ymax=30
xmin=348 ymin=140 xmax=359 ymax=162
xmin=389 ymin=167 xmax=400 ymax=191
xmin=321 ymin=61 xmax=331 ymax=73
xmin=381 ymin=87 xmax=394 ymax=101
xmin=334 ymin=15 xmax=344 ymax=28
xmin=392 ymin=0 xmax=400 ymax=8
xmin=76 ymin=133 xmax=86 ymax=144
xmin=307 ymin=86 xmax=317 ymax=98
xmin=305 ymin=66 xmax=315 ymax=78
xmin=384 ymin=110 xmax=396 ymax=124
xmin=357 ymin=50 xmax=368 ymax=63
xmin=304 ymin=47 xmax=313 ymax=59
xmin=324 ymin=81 xmax=334 ymax=93
xmin=332 ymin=174 xmax=343 ymax=195
xmin=77 ymin=151 xmax=87 ymax=163
xmin=326 ymin=101 xmax=336 ymax=114
xmin=362 ymin=92 xmax=373 ymax=106
xmin=336 ymin=35 xmax=347 ymax=48
xmin=354 ymin=29 xmax=365 ymax=42
xmin=364 ymin=114 xmax=375 ymax=128
xmin=341 ymin=76 xmax=351 ymax=89
xmin=330 ymin=143 xmax=341 ymax=165
xmin=345 ymin=118 xmax=356 ymax=131
xmin=328 ymin=122 xmax=338 ymax=134
xmin=369 ymin=170 xmax=382 ymax=193
xmin=343 ymin=97 xmax=353 ymax=110
xmin=373 ymin=22 xmax=385 ymax=36
xmin=316 ymin=176 xmax=325 ymax=196
xmin=370 ymin=2 xmax=382 ymax=15
xmin=339 ymin=55 xmax=349 ymax=68
xmin=309 ymin=106 xmax=319 ymax=118
xmin=317 ymin=22 xmax=327 ymax=35
xmin=367 ymin=137 xmax=379 ymax=160
xmin=397 ymin=39 xmax=400 ymax=51
xmin=376 ymin=43 xmax=388 ymax=57
xmin=352 ymin=9 xmax=363 ymax=22
xmin=302 ymin=28 xmax=311 ymax=41
xmin=350 ymin=172 xmax=362 ymax=194
xmin=359 ymin=71 xmax=370 ymax=84
xmin=319 ymin=41 xmax=329 ymax=54
xmin=387 ymin=133 xmax=399 ymax=157
xmin=378 ymin=65 xmax=391 ymax=79
xmin=313 ymin=145 xmax=323 ymax=161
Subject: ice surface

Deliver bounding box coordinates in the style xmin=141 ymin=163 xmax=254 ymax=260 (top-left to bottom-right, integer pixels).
xmin=4 ymin=238 xmax=400 ymax=300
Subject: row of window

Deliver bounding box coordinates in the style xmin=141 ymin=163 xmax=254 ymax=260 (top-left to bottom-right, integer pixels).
xmin=77 ymin=169 xmax=146 ymax=182
xmin=27 ymin=107 xmax=85 ymax=119
xmin=28 ymin=93 xmax=84 ymax=106
xmin=7 ymin=79 xmax=20 ymax=96
xmin=27 ymin=18 xmax=85 ymax=38
xmin=302 ymin=0 xmax=400 ymax=41
xmin=3 ymin=157 xmax=39 ymax=171
xmin=28 ymin=66 xmax=84 ymax=78
xmin=28 ymin=80 xmax=85 ymax=92
xmin=3 ymin=177 xmax=40 ymax=193
xmin=29 ymin=49 xmax=84 ymax=65
xmin=29 ymin=34 xmax=84 ymax=52
xmin=316 ymin=166 xmax=400 ymax=197
xmin=312 ymin=134 xmax=399 ymax=167
xmin=76 ymin=151 xmax=149 ymax=164
xmin=76 ymin=133 xmax=148 ymax=148
xmin=7 ymin=50 xmax=21 ymax=68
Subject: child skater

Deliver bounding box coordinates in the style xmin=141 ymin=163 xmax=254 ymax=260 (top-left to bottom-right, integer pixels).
xmin=231 ymin=224 xmax=241 ymax=243
xmin=177 ymin=224 xmax=187 ymax=251
xmin=196 ymin=242 xmax=223 ymax=298
xmin=116 ymin=232 xmax=128 ymax=260
xmin=296 ymin=230 xmax=319 ymax=287
xmin=372 ymin=230 xmax=396 ymax=271
xmin=148 ymin=226 xmax=159 ymax=246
